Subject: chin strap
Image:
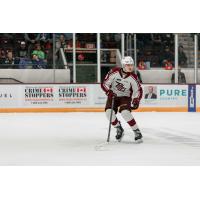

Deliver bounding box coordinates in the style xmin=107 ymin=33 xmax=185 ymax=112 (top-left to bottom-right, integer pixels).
xmin=122 ymin=68 xmax=128 ymax=74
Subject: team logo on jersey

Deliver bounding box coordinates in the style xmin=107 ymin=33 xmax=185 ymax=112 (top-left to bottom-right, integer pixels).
xmin=115 ymin=81 xmax=126 ymax=92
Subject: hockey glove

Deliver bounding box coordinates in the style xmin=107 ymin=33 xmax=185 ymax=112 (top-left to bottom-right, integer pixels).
xmin=106 ymin=90 xmax=117 ymax=99
xmin=131 ymin=98 xmax=140 ymax=110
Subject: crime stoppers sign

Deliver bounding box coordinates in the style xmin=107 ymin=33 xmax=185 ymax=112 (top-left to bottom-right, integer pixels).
xmin=22 ymin=85 xmax=89 ymax=107
xmin=58 ymin=85 xmax=88 ymax=105
xmin=24 ymin=86 xmax=55 ymax=106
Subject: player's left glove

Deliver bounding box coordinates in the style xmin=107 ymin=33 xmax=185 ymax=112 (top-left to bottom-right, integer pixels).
xmin=131 ymin=98 xmax=140 ymax=110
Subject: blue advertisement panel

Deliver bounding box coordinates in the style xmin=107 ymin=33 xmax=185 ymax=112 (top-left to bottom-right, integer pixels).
xmin=188 ymin=85 xmax=196 ymax=112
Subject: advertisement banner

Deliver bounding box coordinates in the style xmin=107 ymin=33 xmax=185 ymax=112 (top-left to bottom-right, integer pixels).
xmin=195 ymin=85 xmax=200 ymax=110
xmin=85 ymin=84 xmax=188 ymax=108
xmin=0 ymin=84 xmax=191 ymax=110
xmin=141 ymin=85 xmax=188 ymax=107
xmin=56 ymin=85 xmax=90 ymax=107
xmin=188 ymin=85 xmax=196 ymax=112
xmin=23 ymin=85 xmax=55 ymax=107
xmin=0 ymin=85 xmax=20 ymax=107
xmin=92 ymin=84 xmax=107 ymax=107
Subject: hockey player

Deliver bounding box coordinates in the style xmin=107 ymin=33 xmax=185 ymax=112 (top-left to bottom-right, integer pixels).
xmin=101 ymin=56 xmax=143 ymax=142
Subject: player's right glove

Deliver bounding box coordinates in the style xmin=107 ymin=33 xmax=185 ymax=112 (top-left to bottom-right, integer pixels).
xmin=106 ymin=90 xmax=117 ymax=99
xmin=131 ymin=98 xmax=140 ymax=110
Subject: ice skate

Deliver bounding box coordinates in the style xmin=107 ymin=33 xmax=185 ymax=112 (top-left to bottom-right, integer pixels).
xmin=115 ymin=123 xmax=124 ymax=142
xmin=134 ymin=129 xmax=143 ymax=143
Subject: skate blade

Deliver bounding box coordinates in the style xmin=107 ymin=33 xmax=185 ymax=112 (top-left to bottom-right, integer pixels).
xmin=135 ymin=138 xmax=143 ymax=144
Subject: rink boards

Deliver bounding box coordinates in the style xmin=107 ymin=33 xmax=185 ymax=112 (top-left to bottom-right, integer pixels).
xmin=0 ymin=84 xmax=198 ymax=112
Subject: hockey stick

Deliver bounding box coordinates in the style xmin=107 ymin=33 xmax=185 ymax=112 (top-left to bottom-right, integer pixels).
xmin=95 ymin=96 xmax=115 ymax=151
xmin=107 ymin=96 xmax=115 ymax=142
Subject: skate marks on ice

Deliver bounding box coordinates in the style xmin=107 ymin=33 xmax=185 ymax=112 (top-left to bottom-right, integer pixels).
xmin=160 ymin=128 xmax=200 ymax=148
xmin=141 ymin=127 xmax=200 ymax=148
xmin=95 ymin=141 xmax=119 ymax=151
xmin=95 ymin=140 xmax=143 ymax=151
xmin=118 ymin=127 xmax=200 ymax=148
xmin=95 ymin=129 xmax=143 ymax=151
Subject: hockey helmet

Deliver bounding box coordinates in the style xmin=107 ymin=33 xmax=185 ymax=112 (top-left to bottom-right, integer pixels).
xmin=121 ymin=56 xmax=134 ymax=66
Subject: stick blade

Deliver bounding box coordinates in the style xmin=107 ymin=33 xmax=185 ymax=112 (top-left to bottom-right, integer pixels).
xmin=95 ymin=142 xmax=110 ymax=151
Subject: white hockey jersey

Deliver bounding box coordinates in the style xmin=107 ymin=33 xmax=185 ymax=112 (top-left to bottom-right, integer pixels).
xmin=101 ymin=67 xmax=143 ymax=100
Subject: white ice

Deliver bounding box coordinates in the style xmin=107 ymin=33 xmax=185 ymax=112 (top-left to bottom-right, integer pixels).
xmin=0 ymin=112 xmax=200 ymax=165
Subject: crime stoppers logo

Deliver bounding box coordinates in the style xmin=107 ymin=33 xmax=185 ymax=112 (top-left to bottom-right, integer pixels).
xmin=25 ymin=87 xmax=54 ymax=104
xmin=58 ymin=86 xmax=87 ymax=104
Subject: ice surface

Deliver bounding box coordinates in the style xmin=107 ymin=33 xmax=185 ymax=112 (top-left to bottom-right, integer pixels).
xmin=0 ymin=112 xmax=200 ymax=165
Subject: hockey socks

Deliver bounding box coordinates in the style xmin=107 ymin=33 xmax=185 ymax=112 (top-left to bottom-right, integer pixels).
xmin=106 ymin=109 xmax=124 ymax=141
xmin=106 ymin=109 xmax=120 ymax=127
xmin=121 ymin=110 xmax=143 ymax=141
xmin=121 ymin=110 xmax=138 ymax=130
